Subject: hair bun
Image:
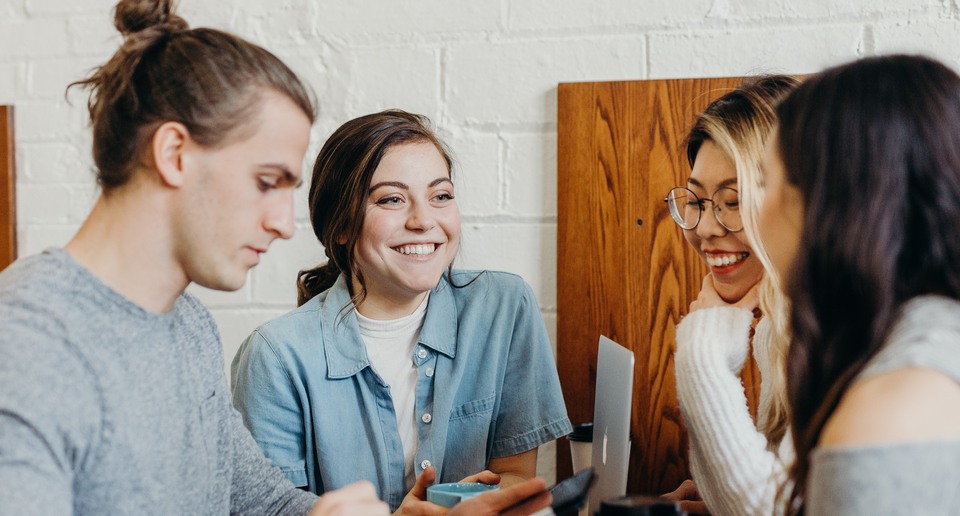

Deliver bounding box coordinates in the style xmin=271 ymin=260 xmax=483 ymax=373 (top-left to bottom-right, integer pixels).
xmin=113 ymin=0 xmax=188 ymax=36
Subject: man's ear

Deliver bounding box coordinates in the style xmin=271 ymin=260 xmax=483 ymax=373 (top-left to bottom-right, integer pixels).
xmin=151 ymin=121 xmax=191 ymax=188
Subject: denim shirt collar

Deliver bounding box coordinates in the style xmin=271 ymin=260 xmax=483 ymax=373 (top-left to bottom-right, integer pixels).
xmin=321 ymin=274 xmax=458 ymax=379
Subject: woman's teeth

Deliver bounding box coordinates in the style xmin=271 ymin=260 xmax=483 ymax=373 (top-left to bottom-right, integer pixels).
xmin=396 ymin=243 xmax=436 ymax=255
xmin=706 ymin=252 xmax=748 ymax=267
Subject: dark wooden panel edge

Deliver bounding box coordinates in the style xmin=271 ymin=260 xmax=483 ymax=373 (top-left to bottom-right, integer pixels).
xmin=0 ymin=105 xmax=16 ymax=271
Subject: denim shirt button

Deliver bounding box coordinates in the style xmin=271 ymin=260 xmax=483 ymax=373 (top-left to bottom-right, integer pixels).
xmin=420 ymin=459 xmax=432 ymax=470
xmin=425 ymin=367 xmax=434 ymax=377
xmin=417 ymin=348 xmax=428 ymax=359
xmin=421 ymin=413 xmax=432 ymax=423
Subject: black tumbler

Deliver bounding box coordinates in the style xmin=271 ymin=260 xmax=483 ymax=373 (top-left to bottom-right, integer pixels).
xmin=597 ymin=495 xmax=684 ymax=516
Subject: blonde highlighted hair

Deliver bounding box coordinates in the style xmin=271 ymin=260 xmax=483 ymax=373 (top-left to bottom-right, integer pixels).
xmin=686 ymin=75 xmax=798 ymax=446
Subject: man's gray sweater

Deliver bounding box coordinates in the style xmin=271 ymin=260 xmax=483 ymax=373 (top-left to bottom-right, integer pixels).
xmin=0 ymin=248 xmax=317 ymax=515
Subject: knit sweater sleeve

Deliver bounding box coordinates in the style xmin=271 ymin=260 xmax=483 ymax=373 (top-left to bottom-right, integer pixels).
xmin=675 ymin=307 xmax=786 ymax=516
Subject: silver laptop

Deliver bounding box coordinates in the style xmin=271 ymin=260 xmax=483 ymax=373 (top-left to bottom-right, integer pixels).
xmin=588 ymin=335 xmax=635 ymax=514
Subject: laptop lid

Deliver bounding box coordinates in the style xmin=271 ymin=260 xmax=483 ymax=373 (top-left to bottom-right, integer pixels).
xmin=588 ymin=335 xmax=635 ymax=514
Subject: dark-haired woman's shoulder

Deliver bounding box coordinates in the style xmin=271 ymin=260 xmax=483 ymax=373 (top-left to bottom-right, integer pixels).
xmin=810 ymin=296 xmax=960 ymax=514
xmin=820 ymin=367 xmax=960 ymax=448
xmin=808 ymin=437 xmax=960 ymax=515
xmin=858 ymin=294 xmax=960 ymax=389
xmin=819 ymin=295 xmax=960 ymax=448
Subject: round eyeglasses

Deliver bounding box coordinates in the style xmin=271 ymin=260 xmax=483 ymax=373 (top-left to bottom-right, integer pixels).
xmin=664 ymin=186 xmax=743 ymax=232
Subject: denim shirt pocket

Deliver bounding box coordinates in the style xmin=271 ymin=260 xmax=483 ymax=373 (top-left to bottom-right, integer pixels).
xmin=446 ymin=394 xmax=496 ymax=475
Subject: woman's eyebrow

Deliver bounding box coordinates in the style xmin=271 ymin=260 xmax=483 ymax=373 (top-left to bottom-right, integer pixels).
xmin=369 ymin=181 xmax=409 ymax=194
xmin=687 ymin=177 xmax=738 ymax=189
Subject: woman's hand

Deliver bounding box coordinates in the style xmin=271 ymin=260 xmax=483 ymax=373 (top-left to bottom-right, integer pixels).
xmin=662 ymin=479 xmax=711 ymax=515
xmin=393 ymin=466 xmax=445 ymax=515
xmin=688 ymin=274 xmax=759 ymax=314
xmin=393 ymin=477 xmax=553 ymax=516
xmin=393 ymin=467 xmax=503 ymax=515
xmin=448 ymin=477 xmax=552 ymax=516
xmin=459 ymin=470 xmax=502 ymax=485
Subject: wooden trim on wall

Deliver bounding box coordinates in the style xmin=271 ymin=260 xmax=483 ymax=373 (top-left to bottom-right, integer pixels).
xmin=0 ymin=106 xmax=16 ymax=270
xmin=556 ymin=78 xmax=761 ymax=495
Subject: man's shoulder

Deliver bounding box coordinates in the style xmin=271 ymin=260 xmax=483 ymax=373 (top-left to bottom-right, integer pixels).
xmin=0 ymin=256 xmax=99 ymax=409
xmin=0 ymin=251 xmax=78 ymax=343
xmin=0 ymin=250 xmax=65 ymax=298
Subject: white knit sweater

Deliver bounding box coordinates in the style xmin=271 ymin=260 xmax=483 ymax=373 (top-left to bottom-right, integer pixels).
xmin=675 ymin=307 xmax=793 ymax=516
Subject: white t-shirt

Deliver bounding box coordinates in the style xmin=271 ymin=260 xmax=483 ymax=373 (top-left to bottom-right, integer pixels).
xmin=356 ymin=295 xmax=429 ymax=490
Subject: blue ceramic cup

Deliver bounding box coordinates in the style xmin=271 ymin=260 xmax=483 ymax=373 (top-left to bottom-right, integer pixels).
xmin=426 ymin=482 xmax=499 ymax=508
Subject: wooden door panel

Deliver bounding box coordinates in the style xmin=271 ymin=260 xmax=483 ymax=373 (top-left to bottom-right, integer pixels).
xmin=0 ymin=106 xmax=15 ymax=271
xmin=557 ymin=78 xmax=759 ymax=495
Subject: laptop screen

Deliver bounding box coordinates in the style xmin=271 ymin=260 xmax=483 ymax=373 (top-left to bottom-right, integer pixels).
xmin=588 ymin=335 xmax=635 ymax=514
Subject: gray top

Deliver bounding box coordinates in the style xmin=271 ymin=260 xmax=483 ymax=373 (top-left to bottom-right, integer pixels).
xmin=807 ymin=295 xmax=960 ymax=515
xmin=0 ymin=248 xmax=317 ymax=515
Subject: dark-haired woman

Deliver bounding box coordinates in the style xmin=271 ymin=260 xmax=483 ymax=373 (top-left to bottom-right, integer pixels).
xmin=760 ymin=54 xmax=960 ymax=514
xmin=232 ymin=110 xmax=572 ymax=514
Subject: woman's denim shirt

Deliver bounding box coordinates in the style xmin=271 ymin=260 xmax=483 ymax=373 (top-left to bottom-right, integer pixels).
xmin=231 ymin=270 xmax=572 ymax=510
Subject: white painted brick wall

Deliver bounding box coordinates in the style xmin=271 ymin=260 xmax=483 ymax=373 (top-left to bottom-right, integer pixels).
xmin=446 ymin=37 xmax=646 ymax=124
xmin=17 ymin=183 xmax=71 ymax=223
xmin=4 ymin=0 xmax=958 ymax=484
xmin=309 ymin=1 xmax=501 ymax=35
xmin=24 ymin=0 xmax=115 ymax=16
xmin=875 ymin=19 xmax=960 ymax=67
xmin=445 ymin=127 xmax=501 ymax=216
xmin=459 ymin=223 xmax=557 ymax=310
xmin=332 ymin=45 xmax=442 ymax=120
xmin=649 ymin=24 xmax=865 ymax=78
xmin=504 ymin=132 xmax=557 ymax=217
xmin=0 ymin=62 xmax=19 ymax=100
xmin=506 ymin=0 xmax=713 ymax=29
xmin=0 ymin=18 xmax=70 ymax=57
xmin=28 ymin=57 xmax=102 ymax=99
xmin=19 ymin=142 xmax=85 ymax=183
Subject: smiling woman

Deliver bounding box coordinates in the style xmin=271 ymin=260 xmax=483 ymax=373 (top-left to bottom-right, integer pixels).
xmin=351 ymin=142 xmax=461 ymax=317
xmin=663 ymin=75 xmax=799 ymax=516
xmin=677 ymin=139 xmax=763 ymax=302
xmin=231 ymin=110 xmax=572 ymax=514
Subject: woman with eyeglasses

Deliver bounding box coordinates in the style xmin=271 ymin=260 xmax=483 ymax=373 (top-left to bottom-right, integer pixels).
xmin=662 ymin=75 xmax=799 ymax=516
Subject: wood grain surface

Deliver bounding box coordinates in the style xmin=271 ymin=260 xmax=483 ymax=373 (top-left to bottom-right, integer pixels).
xmin=0 ymin=106 xmax=16 ymax=271
xmin=556 ymin=78 xmax=761 ymax=495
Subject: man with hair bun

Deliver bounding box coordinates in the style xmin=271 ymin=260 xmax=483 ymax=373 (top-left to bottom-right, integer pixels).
xmin=0 ymin=1 xmax=550 ymax=515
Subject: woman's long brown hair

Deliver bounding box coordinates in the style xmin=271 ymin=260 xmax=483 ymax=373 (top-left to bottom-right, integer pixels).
xmin=778 ymin=55 xmax=960 ymax=513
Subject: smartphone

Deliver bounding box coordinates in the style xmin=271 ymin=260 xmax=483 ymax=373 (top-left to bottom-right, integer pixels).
xmin=549 ymin=467 xmax=597 ymax=516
